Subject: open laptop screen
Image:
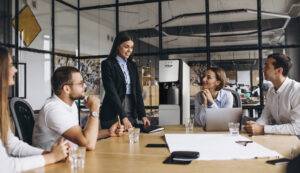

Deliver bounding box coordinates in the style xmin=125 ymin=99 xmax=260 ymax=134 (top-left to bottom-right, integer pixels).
xmin=204 ymin=108 xmax=242 ymax=131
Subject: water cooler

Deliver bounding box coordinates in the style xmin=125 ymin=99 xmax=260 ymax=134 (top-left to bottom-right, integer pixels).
xmin=158 ymin=60 xmax=190 ymax=125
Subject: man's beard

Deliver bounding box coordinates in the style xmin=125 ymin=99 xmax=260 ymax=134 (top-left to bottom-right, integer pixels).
xmin=69 ymin=93 xmax=85 ymax=101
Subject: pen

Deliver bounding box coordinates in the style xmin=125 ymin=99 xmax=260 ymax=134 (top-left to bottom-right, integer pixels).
xmin=235 ymin=141 xmax=253 ymax=146
xmin=254 ymin=156 xmax=271 ymax=159
xmin=117 ymin=115 xmax=121 ymax=126
xmin=235 ymin=140 xmax=253 ymax=142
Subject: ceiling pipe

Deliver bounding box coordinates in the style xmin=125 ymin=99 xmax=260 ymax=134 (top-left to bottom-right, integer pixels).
xmin=177 ymin=28 xmax=281 ymax=38
xmin=157 ymin=8 xmax=291 ymax=38
xmin=288 ymin=3 xmax=300 ymax=17
xmin=246 ymin=9 xmax=290 ymax=29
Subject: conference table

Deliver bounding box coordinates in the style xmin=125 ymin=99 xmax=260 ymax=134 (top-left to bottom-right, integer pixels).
xmin=25 ymin=126 xmax=299 ymax=173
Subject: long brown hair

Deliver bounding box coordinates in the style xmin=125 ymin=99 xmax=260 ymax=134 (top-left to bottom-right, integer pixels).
xmin=0 ymin=46 xmax=11 ymax=145
xmin=207 ymin=67 xmax=227 ymax=91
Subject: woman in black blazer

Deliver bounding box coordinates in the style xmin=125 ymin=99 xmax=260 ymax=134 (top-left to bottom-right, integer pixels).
xmin=100 ymin=32 xmax=150 ymax=130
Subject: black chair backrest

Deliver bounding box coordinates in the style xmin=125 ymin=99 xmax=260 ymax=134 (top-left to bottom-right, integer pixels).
xmin=223 ymin=88 xmax=242 ymax=108
xmin=9 ymin=97 xmax=35 ymax=145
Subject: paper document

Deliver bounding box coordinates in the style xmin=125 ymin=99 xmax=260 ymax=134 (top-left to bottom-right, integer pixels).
xmin=165 ymin=134 xmax=281 ymax=160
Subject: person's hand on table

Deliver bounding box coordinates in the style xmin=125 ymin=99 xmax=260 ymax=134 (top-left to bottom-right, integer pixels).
xmin=109 ymin=122 xmax=125 ymax=137
xmin=142 ymin=117 xmax=151 ymax=127
xmin=122 ymin=117 xmax=133 ymax=130
xmin=43 ymin=138 xmax=69 ymax=164
xmin=244 ymin=121 xmax=264 ymax=135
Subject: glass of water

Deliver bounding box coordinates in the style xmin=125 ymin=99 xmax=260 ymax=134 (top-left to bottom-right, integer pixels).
xmin=70 ymin=146 xmax=86 ymax=169
xmin=128 ymin=128 xmax=140 ymax=144
xmin=185 ymin=116 xmax=194 ymax=133
xmin=228 ymin=122 xmax=240 ymax=136
xmin=133 ymin=128 xmax=140 ymax=143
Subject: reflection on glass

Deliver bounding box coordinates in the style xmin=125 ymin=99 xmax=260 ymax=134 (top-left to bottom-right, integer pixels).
xmin=55 ymin=2 xmax=77 ymax=54
xmin=43 ymin=35 xmax=51 ymax=82
xmin=119 ymin=3 xmax=159 ymax=54
xmin=162 ymin=0 xmax=206 ymax=49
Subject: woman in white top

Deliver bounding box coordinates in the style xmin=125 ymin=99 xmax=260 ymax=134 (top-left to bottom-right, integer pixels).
xmin=194 ymin=67 xmax=233 ymax=126
xmin=0 ymin=46 xmax=69 ymax=172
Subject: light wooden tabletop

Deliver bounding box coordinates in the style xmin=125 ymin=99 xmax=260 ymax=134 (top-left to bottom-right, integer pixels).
xmin=25 ymin=125 xmax=300 ymax=173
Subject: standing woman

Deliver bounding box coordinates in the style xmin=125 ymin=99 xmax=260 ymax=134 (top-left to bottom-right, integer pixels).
xmin=100 ymin=32 xmax=150 ymax=130
xmin=194 ymin=67 xmax=233 ymax=126
xmin=0 ymin=46 xmax=69 ymax=172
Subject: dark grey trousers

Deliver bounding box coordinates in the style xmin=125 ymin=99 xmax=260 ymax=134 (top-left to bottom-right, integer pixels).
xmin=100 ymin=95 xmax=137 ymax=129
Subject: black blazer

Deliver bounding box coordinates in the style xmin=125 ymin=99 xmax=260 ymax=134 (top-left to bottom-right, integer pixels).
xmin=100 ymin=57 xmax=146 ymax=123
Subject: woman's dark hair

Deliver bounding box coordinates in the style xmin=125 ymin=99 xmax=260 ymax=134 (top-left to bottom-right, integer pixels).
xmin=207 ymin=67 xmax=227 ymax=91
xmin=108 ymin=31 xmax=133 ymax=59
xmin=267 ymin=53 xmax=292 ymax=76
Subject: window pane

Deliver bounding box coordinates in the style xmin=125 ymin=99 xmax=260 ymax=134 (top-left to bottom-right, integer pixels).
xmin=80 ymin=0 xmax=115 ymax=8
xmin=1 ymin=0 xmax=13 ymax=44
xmin=8 ymin=1 xmax=52 ymax=50
xmin=262 ymin=0 xmax=299 ymax=47
xmin=80 ymin=8 xmax=115 ymax=56
xmin=134 ymin=55 xmax=159 ymax=121
xmin=18 ymin=51 xmax=51 ymax=110
xmin=162 ymin=0 xmax=206 ymax=49
xmin=119 ymin=0 xmax=145 ymax=3
xmin=119 ymin=3 xmax=159 ymax=54
xmin=266 ymin=47 xmax=300 ymax=82
xmin=209 ymin=0 xmax=257 ymax=47
xmin=60 ymin=0 xmax=77 ymax=7
xmin=55 ymin=1 xmax=77 ymax=55
xmin=79 ymin=58 xmax=101 ymax=96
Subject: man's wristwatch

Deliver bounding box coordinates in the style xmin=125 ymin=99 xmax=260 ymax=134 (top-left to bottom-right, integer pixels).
xmin=90 ymin=111 xmax=99 ymax=118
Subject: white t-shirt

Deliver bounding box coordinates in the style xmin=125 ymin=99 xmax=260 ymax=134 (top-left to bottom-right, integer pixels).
xmin=32 ymin=95 xmax=79 ymax=150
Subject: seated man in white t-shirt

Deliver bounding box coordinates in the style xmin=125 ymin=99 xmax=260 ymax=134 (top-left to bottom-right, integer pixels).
xmin=32 ymin=66 xmax=124 ymax=151
xmin=244 ymin=53 xmax=300 ymax=135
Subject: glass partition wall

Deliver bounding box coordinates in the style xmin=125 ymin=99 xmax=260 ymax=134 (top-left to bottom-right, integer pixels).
xmin=1 ymin=0 xmax=300 ymax=117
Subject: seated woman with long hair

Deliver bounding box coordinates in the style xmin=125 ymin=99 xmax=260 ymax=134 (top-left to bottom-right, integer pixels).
xmin=194 ymin=67 xmax=233 ymax=126
xmin=0 ymin=46 xmax=69 ymax=172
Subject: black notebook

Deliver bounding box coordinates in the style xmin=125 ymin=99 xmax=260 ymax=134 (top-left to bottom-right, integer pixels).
xmin=136 ymin=124 xmax=164 ymax=133
xmin=163 ymin=151 xmax=199 ymax=165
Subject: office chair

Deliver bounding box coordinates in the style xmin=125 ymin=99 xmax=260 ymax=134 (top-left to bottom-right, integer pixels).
xmin=9 ymin=97 xmax=35 ymax=145
xmin=224 ymin=88 xmax=242 ymax=108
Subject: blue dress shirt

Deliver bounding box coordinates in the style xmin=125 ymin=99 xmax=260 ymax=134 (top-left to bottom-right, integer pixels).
xmin=194 ymin=89 xmax=233 ymax=126
xmin=116 ymin=56 xmax=131 ymax=94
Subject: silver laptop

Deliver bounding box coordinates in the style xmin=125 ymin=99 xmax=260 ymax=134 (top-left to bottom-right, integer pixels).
xmin=204 ymin=108 xmax=242 ymax=131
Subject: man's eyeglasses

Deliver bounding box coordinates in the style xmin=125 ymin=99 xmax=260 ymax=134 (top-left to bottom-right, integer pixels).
xmin=65 ymin=81 xmax=85 ymax=87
